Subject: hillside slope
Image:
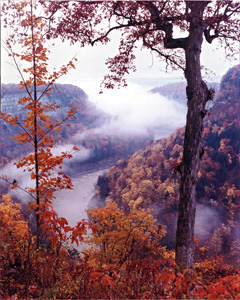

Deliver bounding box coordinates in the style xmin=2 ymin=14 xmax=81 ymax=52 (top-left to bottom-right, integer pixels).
xmin=0 ymin=83 xmax=153 ymax=168
xmin=0 ymin=83 xmax=105 ymax=163
xmin=96 ymin=65 xmax=240 ymax=262
xmin=151 ymin=81 xmax=220 ymax=106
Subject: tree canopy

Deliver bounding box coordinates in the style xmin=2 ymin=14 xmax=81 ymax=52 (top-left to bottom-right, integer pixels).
xmin=44 ymin=0 xmax=240 ymax=267
xmin=45 ymin=1 xmax=240 ymax=87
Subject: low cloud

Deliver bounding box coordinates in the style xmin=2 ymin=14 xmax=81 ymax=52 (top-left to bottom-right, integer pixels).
xmin=1 ymin=80 xmax=187 ymax=214
xmin=77 ymin=80 xmax=187 ymax=139
xmin=1 ymin=162 xmax=33 ymax=202
xmin=0 ymin=144 xmax=92 ymax=200
xmin=195 ymin=204 xmax=221 ymax=240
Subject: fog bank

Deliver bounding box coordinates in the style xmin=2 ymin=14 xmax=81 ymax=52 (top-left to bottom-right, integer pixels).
xmin=77 ymin=80 xmax=187 ymax=139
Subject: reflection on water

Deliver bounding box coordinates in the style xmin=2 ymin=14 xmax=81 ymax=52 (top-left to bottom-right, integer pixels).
xmin=54 ymin=168 xmax=108 ymax=251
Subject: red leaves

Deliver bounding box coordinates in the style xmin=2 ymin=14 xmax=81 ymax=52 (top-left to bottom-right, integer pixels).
xmin=90 ymin=271 xmax=116 ymax=288
xmin=202 ymin=275 xmax=240 ymax=299
xmin=102 ymin=274 xmax=115 ymax=288
xmin=208 ymin=87 xmax=215 ymax=101
xmin=157 ymin=269 xmax=175 ymax=284
xmin=156 ymin=269 xmax=240 ymax=300
xmin=58 ymin=217 xmax=68 ymax=227
xmin=40 ymin=208 xmax=91 ymax=248
xmin=71 ymin=220 xmax=89 ymax=246
xmin=1 ymin=193 xmax=240 ymax=299
xmin=172 ymin=160 xmax=182 ymax=174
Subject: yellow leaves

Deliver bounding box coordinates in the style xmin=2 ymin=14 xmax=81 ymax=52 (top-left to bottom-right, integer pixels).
xmin=0 ymin=194 xmax=29 ymax=241
xmin=212 ymin=124 xmax=219 ymax=134
xmin=133 ymin=196 xmax=143 ymax=209
xmin=139 ymin=179 xmax=154 ymax=193
xmin=227 ymin=153 xmax=232 ymax=164
xmin=166 ymin=185 xmax=175 ymax=195
xmin=85 ymin=203 xmax=166 ymax=268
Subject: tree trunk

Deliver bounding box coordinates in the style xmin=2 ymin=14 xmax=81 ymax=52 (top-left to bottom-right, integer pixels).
xmin=30 ymin=0 xmax=40 ymax=248
xmin=175 ymin=2 xmax=209 ymax=268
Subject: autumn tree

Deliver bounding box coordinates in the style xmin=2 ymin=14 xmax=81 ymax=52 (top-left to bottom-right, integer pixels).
xmin=0 ymin=195 xmax=31 ymax=297
xmin=0 ymin=0 xmax=88 ymax=248
xmin=84 ymin=202 xmax=166 ymax=269
xmin=44 ymin=0 xmax=240 ymax=267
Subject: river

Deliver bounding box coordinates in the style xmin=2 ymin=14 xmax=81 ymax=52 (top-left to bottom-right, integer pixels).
xmin=53 ymin=167 xmax=109 ymax=251
xmin=54 ymin=168 xmax=108 ymax=226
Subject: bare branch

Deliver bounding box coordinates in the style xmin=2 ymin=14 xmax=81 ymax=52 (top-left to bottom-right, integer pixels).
xmin=7 ymin=47 xmax=33 ymax=99
xmin=143 ymin=37 xmax=185 ymax=71
xmin=0 ymin=175 xmax=36 ymax=200
xmin=90 ymin=23 xmax=140 ymax=46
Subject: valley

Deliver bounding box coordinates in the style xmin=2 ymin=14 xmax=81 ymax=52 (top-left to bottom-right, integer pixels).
xmin=1 ymin=1 xmax=239 ymax=298
xmin=1 ymin=65 xmax=239 ymax=264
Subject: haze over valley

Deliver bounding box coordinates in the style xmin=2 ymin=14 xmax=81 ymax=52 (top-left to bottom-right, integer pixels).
xmin=0 ymin=65 xmax=239 ymax=265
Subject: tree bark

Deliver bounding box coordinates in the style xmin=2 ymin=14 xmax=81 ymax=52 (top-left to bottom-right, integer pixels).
xmin=175 ymin=1 xmax=209 ymax=268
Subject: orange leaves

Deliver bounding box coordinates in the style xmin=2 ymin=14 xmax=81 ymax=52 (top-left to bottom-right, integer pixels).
xmin=67 ymin=107 xmax=77 ymax=119
xmin=58 ymin=217 xmax=68 ymax=227
xmin=1 ymin=0 xmax=80 ymax=248
xmin=1 ymin=193 xmax=240 ymax=299
xmin=10 ymin=182 xmax=19 ymax=190
xmin=0 ymin=112 xmax=18 ymax=126
xmin=18 ymin=96 xmax=32 ymax=105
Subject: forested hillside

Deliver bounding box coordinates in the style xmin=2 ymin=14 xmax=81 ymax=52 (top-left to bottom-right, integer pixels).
xmin=0 ymin=83 xmax=103 ymax=162
xmin=1 ymin=0 xmax=240 ymax=297
xmin=96 ymin=65 xmax=240 ymax=263
xmin=151 ymin=81 xmax=220 ymax=105
xmin=0 ymin=83 xmax=152 ymax=168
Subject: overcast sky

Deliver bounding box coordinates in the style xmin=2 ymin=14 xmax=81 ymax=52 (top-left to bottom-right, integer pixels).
xmin=1 ymin=22 xmax=238 ymax=139
xmin=1 ymin=27 xmax=238 ymax=87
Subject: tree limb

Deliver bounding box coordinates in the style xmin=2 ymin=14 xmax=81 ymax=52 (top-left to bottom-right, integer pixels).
xmin=142 ymin=37 xmax=185 ymax=71
xmin=0 ymin=175 xmax=36 ymax=200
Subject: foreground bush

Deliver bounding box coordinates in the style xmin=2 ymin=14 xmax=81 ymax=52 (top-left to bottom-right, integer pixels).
xmin=1 ymin=198 xmax=239 ymax=299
